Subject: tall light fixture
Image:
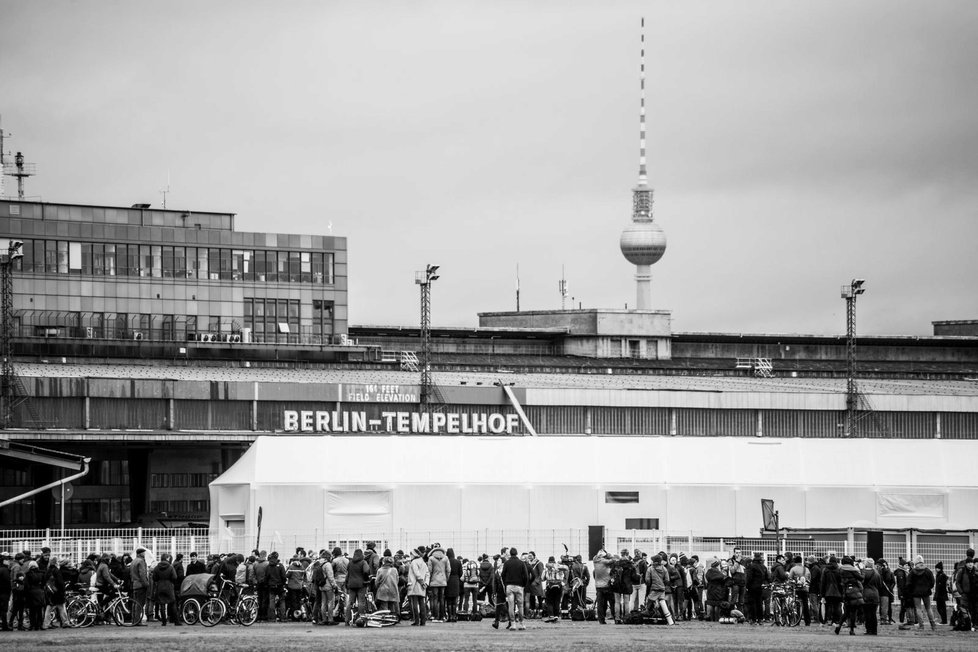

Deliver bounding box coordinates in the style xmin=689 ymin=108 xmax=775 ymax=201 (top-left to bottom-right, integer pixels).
xmin=841 ymin=278 xmax=865 ymax=437
xmin=1 ymin=240 xmax=24 ymax=428
xmin=416 ymin=264 xmax=440 ymax=408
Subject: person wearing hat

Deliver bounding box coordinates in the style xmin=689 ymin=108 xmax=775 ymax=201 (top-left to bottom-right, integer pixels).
xmin=591 ymin=549 xmax=615 ymax=625
xmin=835 ymin=555 xmax=864 ymax=635
xmin=130 ymin=548 xmax=149 ymax=625
xmin=787 ymin=555 xmax=812 ymax=626
xmin=704 ymin=557 xmax=727 ymax=621
xmin=934 ymin=561 xmax=949 ymax=625
xmin=407 ymin=547 xmax=430 ymax=625
xmin=900 ymin=555 xmax=936 ymax=630
xmin=374 ymin=556 xmax=400 ymax=616
xmin=875 ymin=558 xmax=895 ymax=625
xmin=894 ymin=557 xmax=912 ymax=625
xmin=646 ymin=554 xmax=675 ymax=625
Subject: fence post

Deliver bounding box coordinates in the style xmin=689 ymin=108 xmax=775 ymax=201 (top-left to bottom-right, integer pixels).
xmin=910 ymin=529 xmax=918 ymax=559
xmin=170 ymin=536 xmax=176 ymax=559
xmin=689 ymin=531 xmax=694 ymax=555
xmin=44 ymin=528 xmax=51 ymax=548
xmin=905 ymin=531 xmax=912 ymax=560
xmin=847 ymin=528 xmax=855 ymax=557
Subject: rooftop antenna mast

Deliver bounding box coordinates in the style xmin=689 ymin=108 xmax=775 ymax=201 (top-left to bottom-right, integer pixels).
xmin=160 ymin=169 xmax=171 ymax=209
xmin=0 ymin=115 xmax=8 ymax=199
xmin=516 ymin=263 xmax=520 ymax=312
xmin=558 ymin=266 xmax=569 ymax=310
xmin=1 ymin=119 xmax=37 ymax=200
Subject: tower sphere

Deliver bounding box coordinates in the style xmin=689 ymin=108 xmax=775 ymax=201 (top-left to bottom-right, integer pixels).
xmin=620 ymin=221 xmax=667 ymax=266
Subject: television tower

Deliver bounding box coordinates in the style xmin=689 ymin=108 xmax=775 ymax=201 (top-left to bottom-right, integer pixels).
xmin=619 ymin=18 xmax=667 ymax=310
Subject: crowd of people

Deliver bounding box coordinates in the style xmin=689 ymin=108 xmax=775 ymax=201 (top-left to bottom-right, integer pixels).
xmin=2 ymin=542 xmax=976 ymax=635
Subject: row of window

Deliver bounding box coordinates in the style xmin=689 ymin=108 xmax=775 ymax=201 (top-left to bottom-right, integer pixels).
xmin=0 ymin=467 xmax=31 ymax=486
xmin=149 ymin=500 xmax=210 ymax=515
xmin=14 ymin=239 xmax=336 ymax=284
xmin=150 ymin=472 xmax=218 ymax=488
xmin=68 ymin=498 xmax=132 ymax=524
xmin=0 ymin=499 xmax=33 ymax=526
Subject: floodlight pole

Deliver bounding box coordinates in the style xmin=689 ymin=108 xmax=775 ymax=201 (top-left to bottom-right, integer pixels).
xmin=416 ymin=265 xmax=440 ymax=409
xmin=1 ymin=240 xmax=23 ymax=428
xmin=841 ymin=279 xmax=866 ymax=437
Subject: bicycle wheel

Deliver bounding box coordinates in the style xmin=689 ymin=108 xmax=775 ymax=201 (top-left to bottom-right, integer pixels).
xmin=181 ymin=598 xmax=201 ymax=625
xmin=66 ymin=597 xmax=95 ymax=628
xmin=236 ymin=595 xmax=259 ymax=627
xmin=112 ymin=597 xmax=144 ymax=626
xmin=200 ymin=598 xmax=227 ymax=627
xmin=787 ymin=599 xmax=802 ymax=627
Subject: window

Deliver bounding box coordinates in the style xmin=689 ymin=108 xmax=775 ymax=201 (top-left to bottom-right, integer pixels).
xmin=99 ymin=460 xmax=130 ymax=486
xmin=45 ymin=240 xmax=58 ymax=273
xmin=57 ymin=241 xmax=70 ymax=274
xmin=231 ymin=250 xmax=246 ymax=280
xmin=174 ymin=246 xmax=187 ymax=277
xmin=624 ymin=518 xmax=659 ymax=530
xmin=69 ymin=242 xmax=82 ymax=274
xmin=220 ymin=248 xmax=231 ymax=280
xmin=162 ymin=246 xmax=175 ymax=277
xmin=139 ymin=245 xmax=151 ymax=277
xmin=300 ymin=252 xmax=311 ymax=282
xmin=104 ymin=244 xmax=116 ymax=276
xmin=209 ymin=248 xmax=221 ymax=280
xmin=605 ymin=491 xmax=640 ymax=504
xmin=197 ymin=247 xmax=208 ymax=279
xmin=151 ymin=245 xmax=162 ymax=277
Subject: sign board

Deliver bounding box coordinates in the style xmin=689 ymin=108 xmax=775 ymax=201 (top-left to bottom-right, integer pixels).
xmin=52 ymin=482 xmax=74 ymax=501
xmin=283 ymin=409 xmax=521 ymax=434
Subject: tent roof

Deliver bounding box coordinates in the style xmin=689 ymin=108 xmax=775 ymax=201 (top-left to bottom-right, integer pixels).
xmin=211 ymin=436 xmax=978 ymax=489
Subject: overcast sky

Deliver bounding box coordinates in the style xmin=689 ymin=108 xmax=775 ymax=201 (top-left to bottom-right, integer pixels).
xmin=2 ymin=0 xmax=976 ymax=335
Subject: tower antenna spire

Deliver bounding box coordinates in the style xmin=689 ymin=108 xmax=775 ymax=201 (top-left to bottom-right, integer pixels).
xmin=638 ymin=17 xmax=647 ymax=187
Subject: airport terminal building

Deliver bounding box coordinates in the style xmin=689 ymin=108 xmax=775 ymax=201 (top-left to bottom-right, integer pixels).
xmin=1 ymin=198 xmax=977 ymax=560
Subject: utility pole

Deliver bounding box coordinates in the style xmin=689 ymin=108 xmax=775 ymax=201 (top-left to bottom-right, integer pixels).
xmin=841 ymin=279 xmax=865 ymax=437
xmin=415 ymin=264 xmax=440 ymax=409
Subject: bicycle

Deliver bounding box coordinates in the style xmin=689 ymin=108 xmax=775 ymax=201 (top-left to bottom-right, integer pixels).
xmin=65 ymin=584 xmax=142 ymax=627
xmin=769 ymin=582 xmax=801 ymax=627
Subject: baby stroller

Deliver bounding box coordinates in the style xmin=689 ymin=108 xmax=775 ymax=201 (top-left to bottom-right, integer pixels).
xmin=179 ymin=573 xmax=219 ymax=626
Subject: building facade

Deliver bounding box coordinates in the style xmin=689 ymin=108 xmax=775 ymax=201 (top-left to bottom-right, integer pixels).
xmin=0 ymin=199 xmax=348 ymax=345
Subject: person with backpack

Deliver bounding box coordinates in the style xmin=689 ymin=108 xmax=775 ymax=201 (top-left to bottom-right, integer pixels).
xmin=407 ymin=547 xmax=430 ymax=626
xmin=645 ymin=554 xmax=675 ymax=625
xmin=788 ymin=555 xmax=812 ymax=626
xmin=834 ymin=556 xmax=864 ymax=635
xmin=613 ymin=551 xmax=637 ymax=623
xmin=632 ymin=551 xmax=648 ymax=613
xmin=477 ymin=554 xmax=494 ymax=608
xmin=567 ymin=555 xmax=590 ymax=617
xmin=894 ymin=557 xmax=912 ymax=625
xmin=541 ymin=556 xmax=567 ymax=623
xmin=901 ymin=555 xmax=936 ymax=631
xmin=861 ymin=557 xmax=884 ymax=635
xmin=461 ymin=556 xmax=481 ymax=617
xmin=876 ymin=558 xmax=895 ymax=624
xmin=952 ymin=557 xmax=976 ymax=631
xmin=935 ymin=561 xmax=950 ymax=625
xmin=704 ymin=558 xmax=727 ymax=621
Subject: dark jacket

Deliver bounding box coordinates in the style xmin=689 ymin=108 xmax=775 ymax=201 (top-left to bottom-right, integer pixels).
xmin=810 ymin=561 xmax=824 ymax=596
xmin=820 ymin=562 xmax=843 ymax=599
xmin=935 ymin=569 xmax=949 ymax=601
xmin=266 ymin=558 xmax=287 ymax=590
xmin=771 ymin=562 xmax=788 ymax=583
xmin=501 ymin=556 xmax=529 ymax=587
xmin=839 ymin=563 xmax=863 ymax=604
xmin=862 ymin=567 xmax=883 ymax=605
xmin=615 ymin=558 xmax=636 ymax=595
xmin=25 ymin=566 xmax=46 ymax=608
xmin=43 ymin=564 xmax=67 ymax=605
xmin=745 ymin=559 xmax=770 ymax=591
xmin=446 ymin=556 xmax=463 ymax=599
xmin=906 ymin=565 xmax=935 ymax=599
xmin=666 ymin=564 xmax=681 ymax=594
xmin=894 ymin=566 xmax=909 ymax=598
xmin=346 ymin=552 xmax=371 ymax=590
xmin=705 ymin=566 xmax=728 ymax=604
xmin=0 ymin=564 xmax=9 ymax=598
xmin=77 ymin=560 xmax=96 ymax=588
xmin=186 ymin=560 xmax=206 ymax=576
xmin=152 ymin=560 xmax=178 ymax=604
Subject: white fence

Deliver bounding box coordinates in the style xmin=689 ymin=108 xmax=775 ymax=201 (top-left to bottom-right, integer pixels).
xmin=2 ymin=527 xmax=974 ymax=569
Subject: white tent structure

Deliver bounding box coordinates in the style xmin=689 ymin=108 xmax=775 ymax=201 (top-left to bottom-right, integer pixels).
xmin=209 ymin=436 xmax=978 ymax=548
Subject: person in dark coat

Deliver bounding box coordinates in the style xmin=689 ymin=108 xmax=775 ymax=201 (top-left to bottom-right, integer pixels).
xmin=186 ymin=552 xmax=206 ymax=576
xmin=861 ymin=557 xmax=883 ymax=635
xmin=820 ymin=555 xmax=843 ymax=626
xmin=445 ymin=548 xmax=462 ymax=623
xmin=876 ymin=559 xmax=895 ymax=624
xmin=835 ymin=556 xmax=864 ymax=636
xmin=744 ymin=552 xmax=770 ymax=624
xmin=0 ymin=554 xmax=11 ymax=631
xmin=704 ymin=558 xmax=728 ymax=621
xmin=152 ymin=553 xmax=180 ymax=626
xmin=42 ymin=556 xmax=69 ymax=629
xmin=900 ymin=555 xmax=936 ymax=630
xmin=934 ymin=561 xmax=949 ymax=624
xmin=24 ymin=561 xmax=46 ymax=631
xmin=345 ymin=549 xmax=371 ymax=625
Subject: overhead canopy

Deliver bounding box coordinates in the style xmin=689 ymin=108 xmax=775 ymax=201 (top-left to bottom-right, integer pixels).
xmin=212 ymin=436 xmax=978 ymax=489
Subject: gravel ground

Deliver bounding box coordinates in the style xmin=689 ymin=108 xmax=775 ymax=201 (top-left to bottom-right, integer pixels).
xmin=3 ymin=620 xmax=974 ymax=652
